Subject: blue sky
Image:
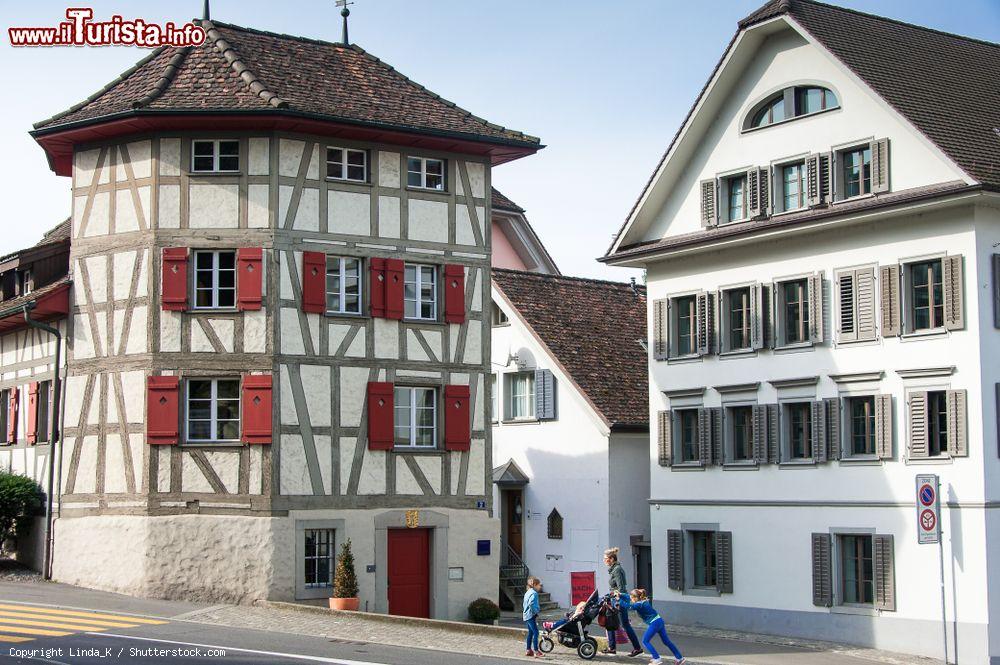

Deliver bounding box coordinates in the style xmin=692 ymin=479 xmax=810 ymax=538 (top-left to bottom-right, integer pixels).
xmin=1 ymin=0 xmax=997 ymax=278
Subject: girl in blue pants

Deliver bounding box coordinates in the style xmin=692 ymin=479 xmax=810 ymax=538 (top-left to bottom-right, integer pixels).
xmin=616 ymin=589 xmax=685 ymax=665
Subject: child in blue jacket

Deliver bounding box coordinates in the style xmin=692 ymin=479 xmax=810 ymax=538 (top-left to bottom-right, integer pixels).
xmin=523 ymin=576 xmax=544 ymax=658
xmin=616 ymin=588 xmax=685 ymax=665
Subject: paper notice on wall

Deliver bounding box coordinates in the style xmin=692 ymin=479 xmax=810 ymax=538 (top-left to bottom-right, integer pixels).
xmin=570 ymin=571 xmax=596 ymax=604
xmin=546 ymin=554 xmax=564 ymax=572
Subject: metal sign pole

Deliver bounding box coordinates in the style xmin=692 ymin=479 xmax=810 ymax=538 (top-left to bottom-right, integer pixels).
xmin=936 ymin=476 xmax=948 ymax=665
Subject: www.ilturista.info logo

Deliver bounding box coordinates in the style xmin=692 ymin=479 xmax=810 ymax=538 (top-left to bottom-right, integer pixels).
xmin=8 ymin=8 xmax=207 ymax=47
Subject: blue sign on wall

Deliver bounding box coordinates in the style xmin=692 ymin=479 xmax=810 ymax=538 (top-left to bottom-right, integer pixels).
xmin=476 ymin=499 xmax=487 ymax=510
xmin=477 ymin=539 xmax=491 ymax=556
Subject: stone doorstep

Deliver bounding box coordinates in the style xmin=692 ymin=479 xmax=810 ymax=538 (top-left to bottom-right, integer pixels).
xmin=256 ymin=601 xmax=935 ymax=665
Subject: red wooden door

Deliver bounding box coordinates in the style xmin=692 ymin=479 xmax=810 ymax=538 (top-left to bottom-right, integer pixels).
xmin=388 ymin=529 xmax=430 ymax=618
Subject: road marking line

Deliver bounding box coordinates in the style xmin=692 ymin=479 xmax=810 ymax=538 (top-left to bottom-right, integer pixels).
xmin=88 ymin=632 xmax=388 ymax=665
xmin=0 ymin=604 xmax=165 ymax=624
xmin=0 ymin=633 xmax=34 ymax=643
xmin=0 ymin=610 xmax=136 ymax=628
xmin=0 ymin=616 xmax=112 ymax=632
xmin=0 ymin=624 xmax=72 ymax=637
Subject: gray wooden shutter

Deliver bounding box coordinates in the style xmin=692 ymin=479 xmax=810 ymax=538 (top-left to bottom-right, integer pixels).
xmin=752 ymin=404 xmax=767 ymax=463
xmin=667 ymin=530 xmax=684 ymax=591
xmin=875 ymin=394 xmax=893 ymax=459
xmin=751 ymin=283 xmax=764 ymax=350
xmin=746 ymin=168 xmax=760 ymax=218
xmin=943 ymin=255 xmax=964 ymax=331
xmin=658 ymin=410 xmax=672 ymax=467
xmin=696 ymin=292 xmax=709 ymax=356
xmin=653 ymin=299 xmax=668 ymax=361
xmin=879 ymin=264 xmax=901 ymax=337
xmin=812 ymin=400 xmax=826 ymax=462
xmin=716 ymin=531 xmax=733 ymax=594
xmin=825 ymin=397 xmax=841 ymax=461
xmin=707 ymin=292 xmax=717 ymax=354
xmin=822 ymin=152 xmax=834 ymax=202
xmin=811 ymin=533 xmax=832 ymax=607
xmin=758 ymin=167 xmax=770 ymax=217
xmin=761 ymin=283 xmax=773 ymax=348
xmin=874 ymin=534 xmax=895 ymax=611
xmin=700 ymin=179 xmax=718 ymax=228
xmin=836 ymin=270 xmax=857 ymax=343
xmin=947 ymin=389 xmax=967 ymax=457
xmin=805 ymin=154 xmax=822 ymax=206
xmin=856 ymin=267 xmax=877 ymax=341
xmin=711 ymin=407 xmax=723 ymax=465
xmin=870 ymin=138 xmax=890 ymax=194
xmin=808 ymin=273 xmax=824 ymax=344
xmin=698 ymin=408 xmax=712 ymax=465
xmin=993 ymin=254 xmax=1000 ymax=329
xmin=908 ymin=391 xmax=929 ymax=459
xmin=534 ymin=369 xmax=556 ymax=420
xmin=767 ymin=403 xmax=780 ymax=463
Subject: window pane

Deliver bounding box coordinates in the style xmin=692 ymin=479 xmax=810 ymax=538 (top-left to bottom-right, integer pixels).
xmin=219 ymin=141 xmax=239 ymax=156
xmin=188 ymin=420 xmax=211 ymax=440
xmin=217 ymin=380 xmax=239 ymax=399
xmin=217 ymin=288 xmax=236 ymax=308
xmin=219 ymin=156 xmax=239 ymax=171
xmin=676 ymin=296 xmax=695 ymax=355
xmin=347 ymin=150 xmax=366 ymax=166
xmin=327 ymin=162 xmax=344 ymax=179
xmin=193 ymin=142 xmax=214 ymax=157
xmin=218 ymin=421 xmax=239 ymax=441
xmin=189 ymin=380 xmax=212 ymax=399
xmin=728 ymin=176 xmax=745 ymax=222
xmin=783 ymin=280 xmax=809 ymax=344
xmin=218 ymin=252 xmax=235 ymax=270
xmin=193 ymin=156 xmax=214 ymax=172
xmin=798 ymin=87 xmax=823 ymax=114
xmin=425 ymin=173 xmax=443 ymax=190
xmin=347 ymin=165 xmax=365 ymax=181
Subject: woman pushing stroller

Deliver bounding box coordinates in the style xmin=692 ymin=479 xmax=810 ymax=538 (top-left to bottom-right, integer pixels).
xmin=614 ymin=588 xmax=686 ymax=665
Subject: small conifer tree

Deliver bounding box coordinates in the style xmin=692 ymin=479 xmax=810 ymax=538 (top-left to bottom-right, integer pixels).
xmin=333 ymin=538 xmax=359 ymax=598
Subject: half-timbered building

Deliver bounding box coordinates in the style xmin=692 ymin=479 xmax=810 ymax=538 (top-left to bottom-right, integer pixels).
xmin=26 ymin=18 xmax=539 ymax=618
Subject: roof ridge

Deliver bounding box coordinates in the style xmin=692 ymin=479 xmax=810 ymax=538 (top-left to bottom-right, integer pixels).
xmin=132 ymin=46 xmax=192 ymax=109
xmin=206 ymin=19 xmax=357 ymax=49
xmin=197 ymin=19 xmax=288 ymax=109
xmin=789 ymin=0 xmax=1000 ymax=49
xmin=493 ymin=268 xmax=646 ymax=291
xmin=32 ymin=47 xmax=167 ymax=129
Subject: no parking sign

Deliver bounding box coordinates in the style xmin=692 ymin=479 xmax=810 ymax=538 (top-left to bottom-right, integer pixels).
xmin=916 ymin=474 xmax=940 ymax=544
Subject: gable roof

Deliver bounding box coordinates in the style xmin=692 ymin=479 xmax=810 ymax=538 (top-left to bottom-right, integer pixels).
xmin=32 ymin=20 xmax=540 ymax=160
xmin=605 ymin=0 xmax=1000 ymax=259
xmin=492 ymin=269 xmax=647 ymax=430
xmin=491 ymin=187 xmax=525 ymax=213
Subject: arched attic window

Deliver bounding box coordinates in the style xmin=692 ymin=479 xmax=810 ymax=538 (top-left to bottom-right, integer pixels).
xmin=547 ymin=509 xmax=563 ymax=540
xmin=745 ymin=85 xmax=839 ymax=130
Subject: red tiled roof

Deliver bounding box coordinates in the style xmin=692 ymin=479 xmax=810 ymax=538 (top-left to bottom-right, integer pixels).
xmin=33 ymin=20 xmax=540 ymax=151
xmin=492 ymin=269 xmax=648 ymax=429
xmin=491 ymin=188 xmax=525 ymax=213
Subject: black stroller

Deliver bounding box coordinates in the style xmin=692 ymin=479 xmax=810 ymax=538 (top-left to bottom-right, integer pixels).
xmin=537 ymin=589 xmax=608 ymax=660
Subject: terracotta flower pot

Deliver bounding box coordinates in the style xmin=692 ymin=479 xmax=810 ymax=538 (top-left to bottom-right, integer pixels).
xmin=329 ymin=597 xmax=360 ymax=611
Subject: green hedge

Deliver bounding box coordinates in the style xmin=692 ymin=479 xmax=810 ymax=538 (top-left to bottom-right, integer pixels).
xmin=0 ymin=472 xmax=43 ymax=552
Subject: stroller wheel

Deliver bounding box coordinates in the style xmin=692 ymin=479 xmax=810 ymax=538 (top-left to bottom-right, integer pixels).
xmin=578 ymin=638 xmax=597 ymax=660
xmin=538 ymin=637 xmax=554 ymax=653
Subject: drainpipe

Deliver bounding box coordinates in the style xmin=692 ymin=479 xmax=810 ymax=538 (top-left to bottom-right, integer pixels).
xmin=22 ymin=304 xmax=62 ymax=581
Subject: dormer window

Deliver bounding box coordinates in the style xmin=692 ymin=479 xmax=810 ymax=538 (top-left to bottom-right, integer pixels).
xmin=744 ymin=86 xmax=839 ymax=131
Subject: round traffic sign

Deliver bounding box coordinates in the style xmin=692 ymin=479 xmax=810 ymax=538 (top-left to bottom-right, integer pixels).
xmin=919 ymin=484 xmax=935 ymax=506
xmin=920 ymin=508 xmax=937 ymax=531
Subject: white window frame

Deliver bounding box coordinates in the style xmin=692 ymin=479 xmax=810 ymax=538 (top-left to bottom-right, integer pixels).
xmin=725 ymin=403 xmax=755 ymax=464
xmin=782 ymin=401 xmax=813 ymax=462
xmin=836 ymin=143 xmax=872 ymax=201
xmin=303 ymin=527 xmax=336 ymax=589
xmin=774 ymin=276 xmax=811 ymax=347
xmin=832 ymin=530 xmax=876 ymax=609
xmin=404 ymin=263 xmax=438 ymax=321
xmin=325 ymin=256 xmax=363 ymax=316
xmin=505 ymin=371 xmax=536 ymax=421
xmin=326 ymin=146 xmax=368 ymax=183
xmin=843 ymin=394 xmax=877 ymax=459
xmin=722 ymin=173 xmax=748 ymax=224
xmin=720 ymin=286 xmax=753 ymax=353
xmin=778 ymin=160 xmax=807 ymax=213
xmin=191 ymin=139 xmax=240 ymax=173
xmin=393 ymin=386 xmax=438 ymax=448
xmin=902 ymin=257 xmax=945 ymax=333
xmin=669 ymin=293 xmax=699 ymax=358
xmin=185 ymin=378 xmax=241 ymax=444
xmin=193 ymin=250 xmax=238 ymax=310
xmin=406 ymin=156 xmax=446 ymax=191
xmin=673 ymin=408 xmax=701 ymax=464
xmin=19 ymin=269 xmax=32 ymax=296
xmin=491 ymin=301 xmax=509 ymax=326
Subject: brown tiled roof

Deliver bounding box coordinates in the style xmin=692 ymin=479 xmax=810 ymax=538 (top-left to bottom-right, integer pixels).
xmin=0 ymin=276 xmax=70 ymax=312
xmin=491 ymin=188 xmax=525 ymax=213
xmin=492 ymin=269 xmax=648 ymax=429
xmin=610 ymin=181 xmax=975 ymax=261
xmin=607 ymin=0 xmax=1000 ymax=259
xmin=36 ymin=219 xmax=71 ymax=247
xmin=34 ymin=20 xmax=540 ymax=148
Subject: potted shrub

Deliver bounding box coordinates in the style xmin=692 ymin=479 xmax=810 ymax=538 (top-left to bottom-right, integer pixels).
xmin=0 ymin=472 xmax=42 ymax=556
xmin=329 ymin=538 xmax=360 ymax=611
xmin=468 ymin=597 xmax=500 ymax=625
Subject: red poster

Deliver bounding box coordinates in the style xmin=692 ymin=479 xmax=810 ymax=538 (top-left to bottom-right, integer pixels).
xmin=570 ymin=571 xmax=596 ymax=605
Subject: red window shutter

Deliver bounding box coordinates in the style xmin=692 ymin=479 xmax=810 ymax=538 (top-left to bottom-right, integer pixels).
xmin=385 ymin=259 xmax=404 ymax=321
xmin=6 ymin=387 xmax=18 ymax=444
xmin=237 ymin=247 xmax=263 ymax=311
xmin=161 ymin=247 xmax=188 ymax=311
xmin=302 ymin=251 xmax=326 ymax=314
xmin=241 ymin=374 xmax=273 ymax=445
xmin=444 ymin=384 xmax=471 ymax=451
xmin=369 ymin=258 xmax=387 ymax=318
xmin=367 ymin=382 xmax=394 ymax=450
xmin=147 ymin=375 xmax=180 ymax=445
xmin=25 ymin=383 xmax=39 ymax=445
xmin=444 ymin=264 xmax=466 ymax=324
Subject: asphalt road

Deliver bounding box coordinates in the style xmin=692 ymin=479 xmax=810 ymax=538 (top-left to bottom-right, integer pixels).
xmin=0 ymin=582 xmax=523 ymax=665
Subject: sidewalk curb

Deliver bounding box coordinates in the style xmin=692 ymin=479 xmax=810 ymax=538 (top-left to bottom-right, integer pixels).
xmin=258 ymin=601 xmax=614 ymax=651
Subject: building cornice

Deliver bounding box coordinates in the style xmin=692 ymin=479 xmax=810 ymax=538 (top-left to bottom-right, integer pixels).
xmin=895 ymin=366 xmax=956 ymax=379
